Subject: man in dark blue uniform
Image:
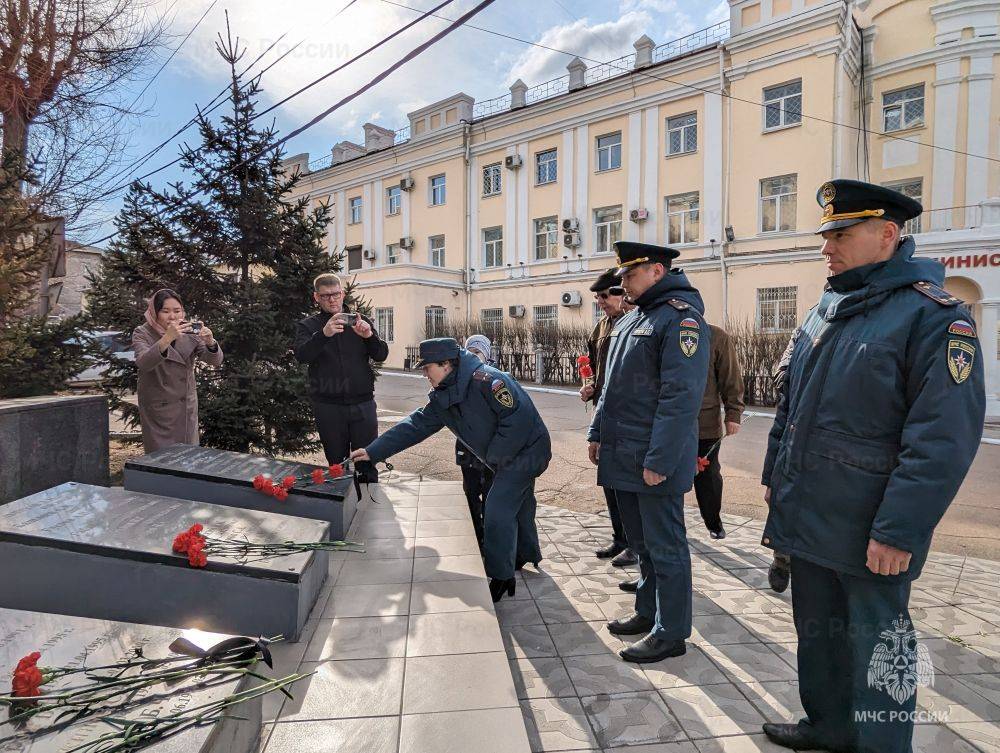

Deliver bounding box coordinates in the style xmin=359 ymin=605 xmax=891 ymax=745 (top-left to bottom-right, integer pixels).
xmin=350 ymin=338 xmax=551 ymax=603
xmin=587 ymin=241 xmax=710 ymax=664
xmin=761 ymin=180 xmax=986 ymax=753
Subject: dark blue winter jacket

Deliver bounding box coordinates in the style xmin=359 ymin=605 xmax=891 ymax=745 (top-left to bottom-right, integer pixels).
xmin=762 ymin=237 xmax=986 ymax=580
xmin=366 ymin=351 xmax=551 ymax=476
xmin=586 ymin=270 xmax=711 ymax=495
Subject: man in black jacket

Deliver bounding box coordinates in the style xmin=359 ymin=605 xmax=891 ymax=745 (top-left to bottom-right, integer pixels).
xmin=294 ymin=274 xmax=389 ymax=470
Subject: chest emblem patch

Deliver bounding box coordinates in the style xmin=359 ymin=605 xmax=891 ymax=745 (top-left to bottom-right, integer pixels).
xmin=948 ymin=320 xmax=976 ymax=338
xmin=679 ymin=317 xmax=700 ymax=358
xmin=948 ymin=340 xmax=976 ymax=384
xmin=491 ymin=379 xmax=515 ymax=408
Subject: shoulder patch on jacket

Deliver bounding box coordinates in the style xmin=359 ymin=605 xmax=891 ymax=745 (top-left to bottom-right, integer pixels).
xmin=913 ymin=281 xmax=962 ymax=307
xmin=679 ymin=317 xmax=700 ymax=357
xmin=491 ymin=378 xmax=515 ymax=408
xmin=668 ymin=299 xmax=690 ymax=310
xmin=948 ymin=319 xmax=977 ymax=338
xmin=948 ymin=340 xmax=976 ymax=384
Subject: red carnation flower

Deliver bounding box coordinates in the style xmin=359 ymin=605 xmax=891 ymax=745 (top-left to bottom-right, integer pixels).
xmin=696 ymin=456 xmax=711 ymax=473
xmin=273 ymin=487 xmax=289 ymax=502
xmin=261 ymin=477 xmax=274 ymax=493
xmin=579 ymin=365 xmax=594 ymax=379
xmin=252 ymin=474 xmax=265 ymax=490
xmin=12 ymin=652 xmax=44 ymax=698
xmin=576 ymin=355 xmax=590 ymax=366
xmin=281 ymin=476 xmax=296 ymax=490
xmin=172 ymin=532 xmax=190 ymax=553
xmin=188 ymin=524 xmax=203 ymax=535
xmin=310 ymin=468 xmax=325 ymax=485
xmin=328 ymin=464 xmax=344 ymax=479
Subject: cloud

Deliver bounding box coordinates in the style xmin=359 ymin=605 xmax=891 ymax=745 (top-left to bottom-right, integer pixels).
xmin=704 ymin=0 xmax=729 ymax=25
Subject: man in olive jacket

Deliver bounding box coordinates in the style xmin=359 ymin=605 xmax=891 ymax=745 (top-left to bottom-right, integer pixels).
xmin=760 ymin=180 xmax=985 ymax=753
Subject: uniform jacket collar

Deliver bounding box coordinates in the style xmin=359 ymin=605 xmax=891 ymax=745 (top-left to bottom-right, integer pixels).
xmin=428 ymin=350 xmax=482 ymax=409
xmin=634 ymin=269 xmax=706 ymax=315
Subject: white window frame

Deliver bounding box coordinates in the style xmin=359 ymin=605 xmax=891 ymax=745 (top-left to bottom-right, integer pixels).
xmin=480 ymin=308 xmax=502 ymax=339
xmin=759 ymin=174 xmax=798 ymax=234
xmin=756 ymin=286 xmax=798 ymax=333
xmin=374 ymin=307 xmax=394 ymax=343
xmin=482 ymin=163 xmax=502 ymax=197
xmin=666 ymin=112 xmax=697 ymax=156
xmin=592 ymin=301 xmax=602 ymax=324
xmin=429 ymin=174 xmax=446 ymax=206
xmin=425 ymin=306 xmax=446 ymax=338
xmin=348 ymin=197 xmax=362 ymax=224
xmin=665 ymin=192 xmax=700 ymax=245
xmin=882 ymin=84 xmax=925 ymax=133
xmin=535 ymin=149 xmax=557 ymax=185
xmin=385 ymin=185 xmax=401 ymax=216
xmin=429 ymin=234 xmax=446 ymax=267
xmin=763 ymin=80 xmax=802 ymax=131
xmin=533 ymin=216 xmax=559 ymax=261
xmin=533 ymin=304 xmax=558 ymax=331
xmin=386 ymin=243 xmax=400 ymax=265
xmin=595 ymin=132 xmax=622 ymax=172
xmin=593 ymin=206 xmax=622 ymax=254
xmin=483 ymin=226 xmax=503 ymax=268
xmin=882 ymin=179 xmax=923 ymax=235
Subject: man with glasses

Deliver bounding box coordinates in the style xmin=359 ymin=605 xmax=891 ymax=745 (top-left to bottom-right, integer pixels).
xmin=294 ymin=273 xmax=389 ymax=470
xmin=583 ymin=270 xmax=638 ymax=571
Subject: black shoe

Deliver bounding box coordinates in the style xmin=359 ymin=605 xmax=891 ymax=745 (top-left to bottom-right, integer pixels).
xmin=709 ymin=525 xmax=726 ymax=540
xmin=607 ymin=612 xmax=655 ymax=636
xmin=761 ymin=722 xmax=836 ymax=751
xmin=619 ymin=635 xmax=686 ymax=663
xmin=618 ymin=578 xmax=639 ymax=593
xmin=611 ymin=548 xmax=638 ymax=568
xmin=489 ymin=577 xmax=516 ymax=603
xmin=768 ymin=560 xmax=790 ymax=593
xmin=595 ymin=542 xmax=625 ymax=559
xmin=514 ymin=558 xmax=541 ymax=572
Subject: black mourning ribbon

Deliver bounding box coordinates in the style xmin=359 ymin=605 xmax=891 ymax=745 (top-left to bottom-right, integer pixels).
xmin=167 ymin=635 xmax=274 ymax=669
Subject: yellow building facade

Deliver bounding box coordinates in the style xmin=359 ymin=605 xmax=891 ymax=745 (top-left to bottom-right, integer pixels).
xmin=285 ymin=0 xmax=1000 ymax=412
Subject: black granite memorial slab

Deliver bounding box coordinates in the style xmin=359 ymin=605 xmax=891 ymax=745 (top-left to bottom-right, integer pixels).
xmin=0 ymin=396 xmax=109 ymax=505
xmin=0 ymin=484 xmax=329 ymax=641
xmin=0 ymin=608 xmax=261 ymax=753
xmin=123 ymin=445 xmax=358 ymax=540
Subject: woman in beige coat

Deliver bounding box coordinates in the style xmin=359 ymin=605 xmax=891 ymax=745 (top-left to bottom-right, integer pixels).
xmin=132 ymin=289 xmax=224 ymax=453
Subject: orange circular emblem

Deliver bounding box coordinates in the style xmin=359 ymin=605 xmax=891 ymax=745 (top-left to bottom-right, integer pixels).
xmin=821 ymin=182 xmax=836 ymax=204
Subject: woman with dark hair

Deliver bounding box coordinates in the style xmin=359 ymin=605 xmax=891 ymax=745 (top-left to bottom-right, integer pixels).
xmin=132 ymin=288 xmax=223 ymax=453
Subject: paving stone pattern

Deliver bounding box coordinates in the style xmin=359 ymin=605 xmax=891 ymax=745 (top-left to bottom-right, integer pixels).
xmin=258 ymin=473 xmax=1000 ymax=752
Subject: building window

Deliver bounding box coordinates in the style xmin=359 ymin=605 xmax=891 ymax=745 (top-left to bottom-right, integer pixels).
xmin=430 ymin=175 xmax=446 ymax=206
xmin=757 ymin=287 xmax=798 ymax=333
xmin=347 ymin=245 xmax=362 ymax=271
xmin=386 ymin=243 xmax=400 ymax=265
xmin=483 ymin=226 xmax=503 ymax=268
xmin=349 ymin=197 xmax=362 ymax=224
xmin=425 ymin=306 xmax=446 ymax=338
xmin=536 ymin=149 xmax=557 ymax=185
xmin=883 ymin=179 xmax=923 ymax=235
xmin=429 ymin=235 xmax=446 ymax=267
xmin=375 ymin=307 xmax=394 ymax=343
xmin=594 ymin=206 xmax=622 ymax=254
xmin=596 ymin=132 xmax=622 ymax=172
xmin=666 ymin=192 xmax=700 ymax=244
xmin=760 ymin=174 xmax=797 ymax=233
xmin=534 ymin=217 xmax=559 ymax=260
xmin=534 ymin=304 xmax=558 ymax=333
xmin=666 ymin=113 xmax=697 ymax=155
xmin=592 ymin=301 xmax=602 ymax=324
xmin=763 ymin=80 xmax=802 ymax=130
xmin=482 ymin=163 xmax=502 ymax=196
xmin=882 ymin=84 xmax=925 ymax=133
xmin=480 ymin=308 xmax=502 ymax=340
xmin=386 ymin=185 xmax=400 ymax=216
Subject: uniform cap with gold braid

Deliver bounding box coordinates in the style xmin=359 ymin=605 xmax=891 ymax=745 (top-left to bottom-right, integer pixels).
xmin=815 ymin=178 xmax=923 ymax=233
xmin=613 ymin=241 xmax=681 ymax=276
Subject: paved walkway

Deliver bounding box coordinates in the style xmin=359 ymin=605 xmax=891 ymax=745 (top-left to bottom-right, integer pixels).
xmin=257 ymin=472 xmax=999 ymax=752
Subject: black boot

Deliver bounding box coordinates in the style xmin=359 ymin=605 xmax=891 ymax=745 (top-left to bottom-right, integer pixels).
xmin=709 ymin=525 xmax=727 ymax=540
xmin=489 ymin=577 xmax=516 ymax=603
xmin=619 ymin=634 xmax=686 ymax=664
xmin=595 ymin=542 xmax=625 ymax=559
xmin=761 ymin=722 xmax=837 ymax=751
xmin=611 ymin=548 xmax=638 ymax=567
xmin=515 ymin=558 xmax=542 ymax=571
xmin=618 ymin=578 xmax=639 ymax=593
xmin=607 ymin=612 xmax=654 ymax=636
xmin=768 ymin=559 xmax=790 ymax=593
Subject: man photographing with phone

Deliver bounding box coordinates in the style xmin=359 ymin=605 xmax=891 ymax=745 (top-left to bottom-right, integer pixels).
xmin=294 ymin=274 xmax=389 ymax=472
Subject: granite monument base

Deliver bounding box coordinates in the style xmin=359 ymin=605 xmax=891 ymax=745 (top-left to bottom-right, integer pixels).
xmin=124 ymin=445 xmax=358 ymax=540
xmin=0 ymin=395 xmax=109 ymax=505
xmin=0 ymin=484 xmax=329 ymax=641
xmin=0 ymin=607 xmax=261 ymax=753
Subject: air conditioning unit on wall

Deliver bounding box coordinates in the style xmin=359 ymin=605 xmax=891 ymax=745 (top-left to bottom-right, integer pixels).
xmin=563 ymin=232 xmax=581 ymax=248
xmin=363 ymin=248 xmax=377 ymax=260
xmin=504 ymin=154 xmax=523 ymax=169
xmin=508 ymin=304 xmax=526 ymax=318
xmin=399 ymin=177 xmax=415 ymax=191
xmin=562 ymin=218 xmax=579 ymax=232
xmin=399 ymin=236 xmax=414 ymax=250
xmin=629 ymin=208 xmax=649 ymax=222
xmin=561 ymin=291 xmax=582 ymax=307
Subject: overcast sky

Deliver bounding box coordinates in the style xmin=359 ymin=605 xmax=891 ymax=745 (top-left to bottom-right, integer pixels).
xmin=81 ymin=0 xmax=729 ymax=242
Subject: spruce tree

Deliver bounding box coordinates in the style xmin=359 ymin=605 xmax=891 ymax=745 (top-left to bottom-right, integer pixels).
xmin=87 ymin=31 xmax=354 ymax=456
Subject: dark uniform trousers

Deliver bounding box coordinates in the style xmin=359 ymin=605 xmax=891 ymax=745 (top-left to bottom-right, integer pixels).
xmin=482 ymin=470 xmax=542 ymax=580
xmin=614 ymin=489 xmax=693 ymax=641
xmin=693 ymin=437 xmax=723 ymax=533
xmin=312 ymin=399 xmax=379 ymax=470
xmin=461 ymin=464 xmax=494 ymax=545
xmin=603 ymin=487 xmax=628 ymax=549
xmin=791 ymin=557 xmax=914 ymax=753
